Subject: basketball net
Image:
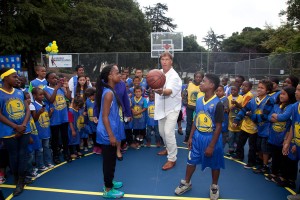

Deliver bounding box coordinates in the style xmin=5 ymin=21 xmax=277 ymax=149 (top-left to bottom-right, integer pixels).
xmin=163 ymin=44 xmax=172 ymax=52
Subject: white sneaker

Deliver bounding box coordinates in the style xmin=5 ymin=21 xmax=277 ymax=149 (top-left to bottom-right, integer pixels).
xmin=210 ymin=184 xmax=219 ymax=200
xmin=84 ymin=147 xmax=89 ymax=152
xmin=47 ymin=164 xmax=55 ymax=169
xmin=287 ymin=194 xmax=300 ymax=200
xmin=175 ymin=179 xmax=192 ymax=195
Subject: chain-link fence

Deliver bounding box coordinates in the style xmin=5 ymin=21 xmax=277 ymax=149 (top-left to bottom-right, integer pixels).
xmin=41 ymin=52 xmax=300 ymax=82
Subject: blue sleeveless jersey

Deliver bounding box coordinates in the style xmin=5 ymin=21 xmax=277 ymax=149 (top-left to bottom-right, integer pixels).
xmin=30 ymin=78 xmax=47 ymax=89
xmin=86 ymin=98 xmax=97 ymax=133
xmin=32 ymin=101 xmax=51 ymax=139
xmin=97 ymin=88 xmax=125 ymax=145
xmin=291 ymin=102 xmax=300 ymax=146
xmin=43 ymin=86 xmax=68 ymax=126
xmin=140 ymin=78 xmax=148 ymax=89
xmin=268 ymin=104 xmax=292 ymax=146
xmin=29 ymin=116 xmax=42 ymax=150
xmin=147 ymin=101 xmax=158 ymax=126
xmin=68 ymin=107 xmax=81 ymax=145
xmin=0 ymin=88 xmax=31 ymax=138
xmin=194 ymin=95 xmax=220 ymax=134
xmin=220 ymin=96 xmax=229 ymax=133
xmin=131 ymin=96 xmax=147 ymax=129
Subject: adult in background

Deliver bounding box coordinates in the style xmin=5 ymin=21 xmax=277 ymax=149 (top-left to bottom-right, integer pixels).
xmin=154 ymin=52 xmax=182 ymax=171
xmin=68 ymin=65 xmax=92 ymax=99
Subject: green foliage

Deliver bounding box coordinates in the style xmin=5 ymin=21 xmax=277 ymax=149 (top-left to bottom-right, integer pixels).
xmin=143 ymin=3 xmax=177 ymax=32
xmin=183 ymin=35 xmax=206 ymax=52
xmin=0 ymin=0 xmax=151 ymax=70
xmin=280 ymin=0 xmax=300 ymax=28
xmin=222 ymin=27 xmax=270 ymax=53
xmin=202 ymin=28 xmax=224 ymax=52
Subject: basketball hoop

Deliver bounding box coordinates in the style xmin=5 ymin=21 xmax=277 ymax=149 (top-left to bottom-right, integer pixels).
xmin=163 ymin=44 xmax=172 ymax=52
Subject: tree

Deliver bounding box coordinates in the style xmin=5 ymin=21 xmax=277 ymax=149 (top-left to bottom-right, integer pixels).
xmin=0 ymin=0 xmax=151 ymax=77
xmin=143 ymin=3 xmax=177 ymax=32
xmin=280 ymin=0 xmax=300 ymax=29
xmin=221 ymin=27 xmax=270 ymax=53
xmin=183 ymin=35 xmax=206 ymax=52
xmin=202 ymin=28 xmax=224 ymax=52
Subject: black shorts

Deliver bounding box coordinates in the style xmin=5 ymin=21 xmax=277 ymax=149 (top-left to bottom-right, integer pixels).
xmin=177 ymin=110 xmax=183 ymax=122
xmin=256 ymin=136 xmax=271 ymax=154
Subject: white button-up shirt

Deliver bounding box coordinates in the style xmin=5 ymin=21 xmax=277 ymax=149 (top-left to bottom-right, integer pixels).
xmin=154 ymin=68 xmax=182 ymax=120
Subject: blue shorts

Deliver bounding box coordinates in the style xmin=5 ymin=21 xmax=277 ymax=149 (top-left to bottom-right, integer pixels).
xmin=187 ymin=131 xmax=225 ymax=171
xmin=256 ymin=136 xmax=271 ymax=153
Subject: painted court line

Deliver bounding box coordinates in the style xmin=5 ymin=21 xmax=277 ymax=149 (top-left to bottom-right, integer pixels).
xmin=0 ymin=184 xmax=240 ymax=200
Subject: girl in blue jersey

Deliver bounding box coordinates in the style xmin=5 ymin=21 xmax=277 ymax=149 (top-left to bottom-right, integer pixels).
xmin=283 ymin=84 xmax=300 ymax=199
xmin=31 ymin=88 xmax=54 ymax=169
xmin=175 ymin=74 xmax=224 ymax=200
xmin=266 ymin=87 xmax=296 ymax=186
xmin=68 ymin=97 xmax=85 ymax=159
xmin=95 ymin=64 xmax=125 ymax=199
xmin=44 ymin=72 xmax=72 ymax=164
xmin=234 ymin=80 xmax=275 ymax=174
xmin=0 ymin=68 xmax=31 ymax=196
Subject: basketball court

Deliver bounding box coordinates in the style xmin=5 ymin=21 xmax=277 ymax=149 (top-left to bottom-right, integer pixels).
xmin=0 ymin=124 xmax=295 ymax=200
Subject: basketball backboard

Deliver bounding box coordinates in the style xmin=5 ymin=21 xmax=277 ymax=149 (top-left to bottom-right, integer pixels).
xmin=151 ymin=32 xmax=183 ymax=58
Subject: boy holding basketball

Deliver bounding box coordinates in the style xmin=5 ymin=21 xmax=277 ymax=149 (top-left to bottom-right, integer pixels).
xmin=175 ymin=74 xmax=224 ymax=200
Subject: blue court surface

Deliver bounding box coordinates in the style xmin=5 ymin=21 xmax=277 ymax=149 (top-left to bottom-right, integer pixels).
xmin=0 ymin=127 xmax=296 ymax=200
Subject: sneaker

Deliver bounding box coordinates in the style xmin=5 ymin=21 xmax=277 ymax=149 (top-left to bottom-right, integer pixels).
xmin=287 ymin=194 xmax=300 ymax=200
xmin=88 ymin=143 xmax=92 ymax=148
xmin=84 ymin=147 xmax=89 ymax=152
xmin=244 ymin=163 xmax=254 ymax=169
xmin=253 ymin=165 xmax=269 ymax=174
xmin=93 ymin=146 xmax=99 ymax=154
xmin=175 ymin=180 xmax=192 ymax=195
xmin=103 ymin=187 xmax=124 ymax=199
xmin=26 ymin=171 xmax=41 ymax=179
xmin=112 ymin=181 xmax=123 ymax=189
xmin=210 ymin=184 xmax=219 ymax=200
xmin=38 ymin=166 xmax=49 ymax=171
xmin=33 ymin=168 xmax=39 ymax=173
xmin=0 ymin=176 xmax=6 ymax=184
xmin=47 ymin=164 xmax=55 ymax=169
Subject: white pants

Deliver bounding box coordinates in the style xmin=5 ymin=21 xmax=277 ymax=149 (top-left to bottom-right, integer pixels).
xmin=158 ymin=110 xmax=180 ymax=162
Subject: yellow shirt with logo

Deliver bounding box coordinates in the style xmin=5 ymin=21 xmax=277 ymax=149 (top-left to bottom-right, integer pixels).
xmin=240 ymin=91 xmax=257 ymax=134
xmin=228 ymin=95 xmax=243 ymax=132
xmin=187 ymin=82 xmax=201 ymax=107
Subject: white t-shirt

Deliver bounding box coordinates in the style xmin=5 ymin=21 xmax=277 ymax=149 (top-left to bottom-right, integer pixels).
xmin=154 ymin=68 xmax=182 ymax=120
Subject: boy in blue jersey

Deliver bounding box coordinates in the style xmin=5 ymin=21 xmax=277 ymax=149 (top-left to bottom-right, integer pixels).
xmin=283 ymin=84 xmax=300 ymax=200
xmin=29 ymin=65 xmax=47 ymax=91
xmin=215 ymin=85 xmax=229 ymax=149
xmin=0 ymin=68 xmax=31 ymax=196
xmin=175 ymin=74 xmax=224 ymax=200
xmin=145 ymin=91 xmax=161 ymax=147
xmin=31 ymin=88 xmax=54 ymax=169
xmin=131 ymin=86 xmax=148 ymax=147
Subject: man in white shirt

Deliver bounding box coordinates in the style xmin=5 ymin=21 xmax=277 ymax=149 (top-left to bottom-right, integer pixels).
xmin=154 ymin=52 xmax=182 ymax=170
xmin=68 ymin=65 xmax=92 ymax=98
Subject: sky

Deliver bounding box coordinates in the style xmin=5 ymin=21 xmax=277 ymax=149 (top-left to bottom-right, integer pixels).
xmin=136 ymin=0 xmax=287 ymax=47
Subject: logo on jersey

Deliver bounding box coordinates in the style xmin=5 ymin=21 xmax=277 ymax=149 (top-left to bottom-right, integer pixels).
xmin=119 ymin=107 xmax=123 ymax=122
xmin=190 ymin=91 xmax=198 ymax=103
xmin=133 ymin=105 xmax=142 ymax=118
xmin=294 ymin=122 xmax=300 ymax=146
xmin=38 ymin=112 xmax=50 ymax=128
xmin=195 ymin=112 xmax=213 ymax=132
xmin=77 ymin=115 xmax=85 ymax=131
xmin=54 ymin=94 xmax=66 ymax=110
xmin=30 ymin=118 xmax=38 ymax=135
xmin=88 ymin=107 xmax=94 ymax=121
xmin=6 ymin=98 xmax=25 ymax=120
xmin=272 ymin=121 xmax=286 ymax=132
xmin=148 ymin=105 xmax=155 ymax=118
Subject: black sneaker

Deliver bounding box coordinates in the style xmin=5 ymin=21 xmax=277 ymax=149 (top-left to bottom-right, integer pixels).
xmin=253 ymin=165 xmax=269 ymax=174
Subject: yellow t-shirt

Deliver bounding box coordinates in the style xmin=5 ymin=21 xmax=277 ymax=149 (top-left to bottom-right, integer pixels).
xmin=187 ymin=82 xmax=201 ymax=107
xmin=228 ymin=95 xmax=243 ymax=132
xmin=240 ymin=91 xmax=257 ymax=134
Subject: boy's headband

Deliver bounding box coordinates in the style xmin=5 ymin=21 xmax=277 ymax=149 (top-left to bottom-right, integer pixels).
xmin=0 ymin=69 xmax=17 ymax=80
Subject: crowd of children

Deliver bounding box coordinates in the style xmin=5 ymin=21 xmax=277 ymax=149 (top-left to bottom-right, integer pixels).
xmin=1 ymin=63 xmax=300 ymax=200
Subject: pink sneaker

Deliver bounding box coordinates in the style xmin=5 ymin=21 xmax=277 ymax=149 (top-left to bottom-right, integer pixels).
xmin=93 ymin=146 xmax=102 ymax=155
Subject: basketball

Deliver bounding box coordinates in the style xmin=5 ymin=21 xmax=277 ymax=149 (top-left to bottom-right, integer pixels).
xmin=146 ymin=69 xmax=166 ymax=89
